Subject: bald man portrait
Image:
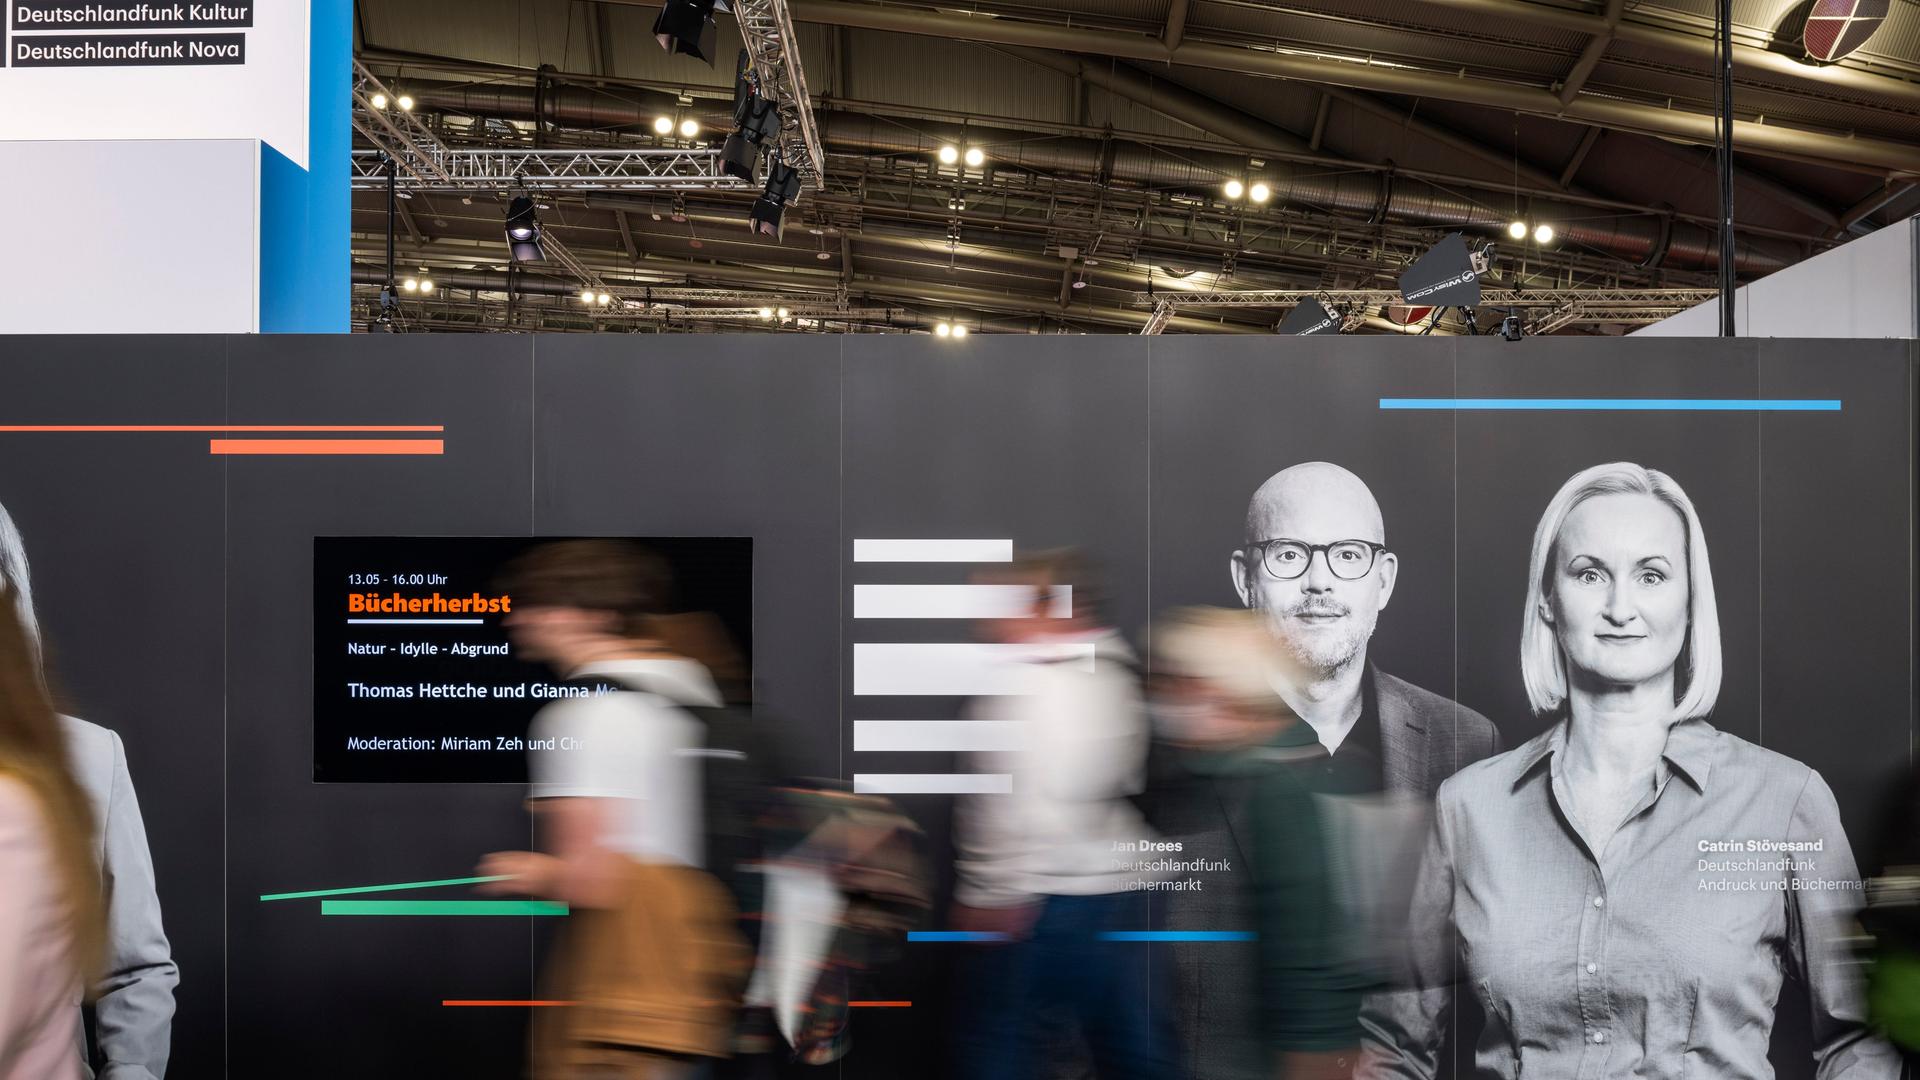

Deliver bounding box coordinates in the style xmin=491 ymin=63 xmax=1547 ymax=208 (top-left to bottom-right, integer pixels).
xmin=1230 ymin=461 xmax=1501 ymax=798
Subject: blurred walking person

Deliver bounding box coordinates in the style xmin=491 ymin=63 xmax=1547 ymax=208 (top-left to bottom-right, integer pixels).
xmin=476 ymin=540 xmax=749 ymax=1080
xmin=0 ymin=578 xmax=104 ymax=1080
xmin=950 ymin=549 xmax=1177 ymax=1080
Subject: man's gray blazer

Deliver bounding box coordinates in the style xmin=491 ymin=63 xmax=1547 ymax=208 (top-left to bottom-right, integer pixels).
xmin=61 ymin=716 xmax=178 ymax=1080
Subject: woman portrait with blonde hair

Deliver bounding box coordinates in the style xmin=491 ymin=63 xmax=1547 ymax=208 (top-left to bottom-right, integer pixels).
xmin=1359 ymin=462 xmax=1898 ymax=1079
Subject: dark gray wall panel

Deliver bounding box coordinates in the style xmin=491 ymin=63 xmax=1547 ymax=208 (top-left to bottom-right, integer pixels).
xmin=0 ymin=337 xmax=227 ymax=1077
xmin=221 ymin=334 xmax=536 ymax=1076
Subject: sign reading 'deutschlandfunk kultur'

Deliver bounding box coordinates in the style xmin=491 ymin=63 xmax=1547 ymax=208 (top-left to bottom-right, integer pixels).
xmin=1 ymin=1 xmax=309 ymax=166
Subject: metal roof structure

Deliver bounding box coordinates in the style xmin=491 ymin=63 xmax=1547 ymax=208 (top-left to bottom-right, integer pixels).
xmin=350 ymin=0 xmax=1920 ymax=334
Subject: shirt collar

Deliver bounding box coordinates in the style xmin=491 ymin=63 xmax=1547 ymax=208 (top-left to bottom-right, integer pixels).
xmin=1511 ymin=714 xmax=1718 ymax=792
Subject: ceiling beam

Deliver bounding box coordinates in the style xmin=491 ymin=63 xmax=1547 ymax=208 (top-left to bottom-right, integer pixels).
xmin=781 ymin=0 xmax=1920 ymax=175
xmin=1557 ymin=0 xmax=1625 ymax=107
xmin=999 ymin=47 xmax=1312 ymax=154
xmin=1636 ymin=137 xmax=1840 ymax=228
xmin=1835 ymin=182 xmax=1917 ymax=238
xmin=1406 ymin=0 xmax=1920 ymax=114
xmin=1559 ymin=126 xmax=1601 ymax=189
xmin=1161 ymin=0 xmax=1189 ymax=50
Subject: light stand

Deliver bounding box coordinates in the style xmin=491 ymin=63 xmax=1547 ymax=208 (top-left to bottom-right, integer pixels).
xmin=1716 ymin=0 xmax=1736 ymax=336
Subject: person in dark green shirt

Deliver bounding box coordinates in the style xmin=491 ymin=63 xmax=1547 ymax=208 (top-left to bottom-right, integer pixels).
xmin=1145 ymin=608 xmax=1395 ymax=1080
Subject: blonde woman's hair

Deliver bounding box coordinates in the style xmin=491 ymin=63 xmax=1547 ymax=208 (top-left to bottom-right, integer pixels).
xmin=0 ymin=578 xmax=104 ymax=984
xmin=1520 ymin=462 xmax=1722 ymax=719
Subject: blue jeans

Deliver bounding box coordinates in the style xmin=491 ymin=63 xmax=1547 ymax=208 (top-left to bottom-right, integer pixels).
xmin=955 ymin=892 xmax=1180 ymax=1080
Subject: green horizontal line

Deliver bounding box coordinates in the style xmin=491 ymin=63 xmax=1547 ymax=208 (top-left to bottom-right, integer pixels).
xmin=260 ymin=875 xmax=510 ymax=902
xmin=320 ymin=900 xmax=568 ymax=916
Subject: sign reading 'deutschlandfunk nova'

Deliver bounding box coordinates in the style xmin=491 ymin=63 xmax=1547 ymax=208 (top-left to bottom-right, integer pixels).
xmin=1 ymin=0 xmax=308 ymax=165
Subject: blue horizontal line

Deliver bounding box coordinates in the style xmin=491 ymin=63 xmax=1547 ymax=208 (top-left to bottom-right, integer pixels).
xmin=1379 ymin=398 xmax=1841 ymax=411
xmin=1099 ymin=931 xmax=1257 ymax=942
xmin=909 ymin=931 xmax=1010 ymax=942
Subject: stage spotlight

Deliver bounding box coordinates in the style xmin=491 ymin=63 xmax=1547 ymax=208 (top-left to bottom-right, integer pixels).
xmin=1507 ymin=220 xmax=1528 ymax=240
xmin=723 ymin=52 xmax=781 ymax=181
xmin=370 ymin=92 xmax=388 ymax=110
xmin=680 ymin=118 xmax=701 ymax=138
xmin=952 ymin=324 xmax=969 ymax=338
xmin=1224 ymin=179 xmax=1245 ymax=199
xmin=936 ymin=322 xmax=952 ymax=337
xmin=419 ymin=278 xmax=434 ymax=294
xmin=653 ymin=116 xmax=675 ymax=135
xmin=1500 ymin=312 xmax=1524 ymax=341
xmin=397 ymin=95 xmax=414 ymax=112
xmin=1249 ymin=182 xmax=1271 ymax=203
xmin=938 ymin=145 xmax=959 ymax=165
xmin=581 ymin=289 xmax=597 ymax=304
xmin=749 ymin=158 xmax=802 ymax=239
xmin=654 ymin=0 xmax=720 ymax=63
xmin=963 ymin=146 xmax=985 ymax=168
xmin=1533 ymin=223 xmax=1555 ymax=244
xmin=505 ymin=196 xmax=544 ymax=261
xmin=402 ymin=278 xmax=419 ymax=293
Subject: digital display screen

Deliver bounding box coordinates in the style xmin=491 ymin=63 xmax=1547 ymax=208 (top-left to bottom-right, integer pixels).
xmin=313 ymin=537 xmax=752 ymax=782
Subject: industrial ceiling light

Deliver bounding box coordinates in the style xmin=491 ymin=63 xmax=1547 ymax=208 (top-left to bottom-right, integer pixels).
xmin=396 ymin=94 xmax=414 ymax=112
xmin=952 ymin=324 xmax=970 ymax=338
xmin=369 ymin=92 xmax=388 ymax=110
xmin=935 ymin=322 xmax=952 ymax=337
xmin=1507 ymin=220 xmax=1529 ymax=240
xmin=402 ymin=278 xmax=419 ymax=293
xmin=777 ymin=307 xmax=791 ymax=319
xmin=759 ymin=307 xmax=775 ymax=320
xmin=963 ymin=146 xmax=985 ymax=168
xmin=937 ymin=145 xmax=959 ymax=165
xmin=504 ymin=196 xmax=544 ymax=262
xmin=654 ymin=0 xmax=720 ymax=63
xmin=597 ymin=292 xmax=611 ymax=306
xmin=580 ymin=289 xmax=597 ymax=304
xmin=749 ymin=158 xmax=802 ymax=240
xmin=1533 ymin=223 xmax=1555 ymax=244
xmin=1249 ymin=182 xmax=1272 ymax=203
xmin=679 ymin=118 xmax=701 ymax=139
xmin=653 ymin=115 xmax=675 ymax=136
xmin=1223 ymin=179 xmax=1245 ymax=200
xmin=418 ymin=277 xmax=434 ymax=294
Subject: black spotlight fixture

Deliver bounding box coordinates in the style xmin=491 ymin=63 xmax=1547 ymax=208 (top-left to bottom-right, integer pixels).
xmin=721 ymin=52 xmax=781 ymax=182
xmin=653 ymin=0 xmax=719 ymax=64
xmin=504 ymin=196 xmax=544 ymax=262
xmin=749 ymin=158 xmax=802 ymax=240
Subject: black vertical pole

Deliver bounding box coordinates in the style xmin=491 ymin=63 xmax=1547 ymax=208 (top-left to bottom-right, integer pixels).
xmin=1717 ymin=0 xmax=1736 ymax=336
xmin=381 ymin=153 xmax=398 ymax=326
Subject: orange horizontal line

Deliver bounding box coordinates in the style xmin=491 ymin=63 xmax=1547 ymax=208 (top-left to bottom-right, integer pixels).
xmin=0 ymin=425 xmax=444 ymax=432
xmin=442 ymin=1000 xmax=575 ymax=1007
xmin=849 ymin=1001 xmax=913 ymax=1008
xmin=209 ymin=439 xmax=444 ymax=455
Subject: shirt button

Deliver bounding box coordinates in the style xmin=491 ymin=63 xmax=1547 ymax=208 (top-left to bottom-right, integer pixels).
xmin=1592 ymin=1032 xmax=1607 ymax=1044
xmin=1586 ymin=962 xmax=1598 ymax=973
xmin=1592 ymin=896 xmax=1605 ymax=908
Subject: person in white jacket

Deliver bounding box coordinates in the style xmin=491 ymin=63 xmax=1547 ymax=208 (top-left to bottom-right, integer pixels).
xmin=949 ymin=549 xmax=1177 ymax=1080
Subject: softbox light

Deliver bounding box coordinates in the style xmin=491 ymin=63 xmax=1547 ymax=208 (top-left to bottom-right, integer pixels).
xmin=1398 ymin=232 xmax=1481 ymax=310
xmin=654 ymin=0 xmax=719 ymax=64
xmin=1277 ymin=298 xmax=1342 ymax=335
xmin=504 ymin=196 xmax=544 ymax=262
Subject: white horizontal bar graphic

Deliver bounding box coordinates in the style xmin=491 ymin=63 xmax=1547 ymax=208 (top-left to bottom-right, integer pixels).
xmin=853 ymin=643 xmax=1095 ymax=696
xmin=854 ymin=584 xmax=1071 ymax=619
xmin=346 ymin=618 xmax=487 ymax=625
xmin=854 ymin=720 xmax=1025 ymax=752
xmin=854 ymin=773 xmax=1013 ymax=794
xmin=853 ymin=538 xmax=1013 ymax=562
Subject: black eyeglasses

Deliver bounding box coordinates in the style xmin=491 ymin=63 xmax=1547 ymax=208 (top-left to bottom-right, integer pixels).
xmin=1244 ymin=538 xmax=1386 ymax=581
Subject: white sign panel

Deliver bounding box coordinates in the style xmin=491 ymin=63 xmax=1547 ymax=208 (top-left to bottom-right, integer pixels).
xmin=0 ymin=1 xmax=310 ymax=167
